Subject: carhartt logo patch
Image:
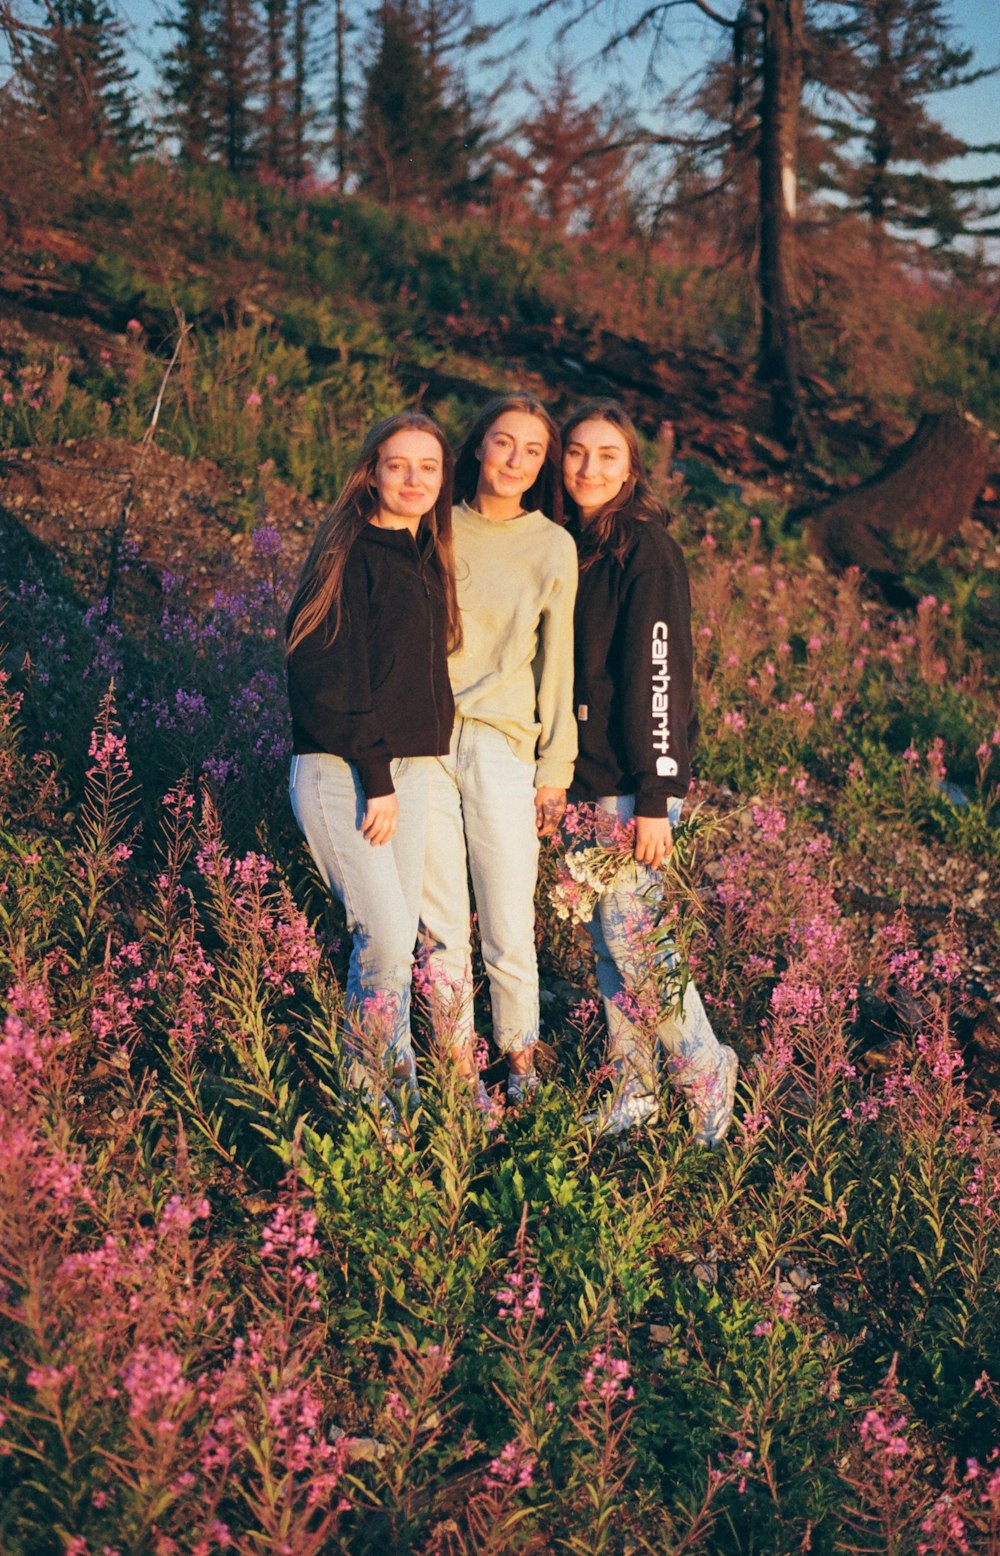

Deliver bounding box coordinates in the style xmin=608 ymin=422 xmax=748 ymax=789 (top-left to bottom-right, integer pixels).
xmin=577 ymin=704 xmax=589 ymax=721
xmin=651 ymin=620 xmax=672 ymax=759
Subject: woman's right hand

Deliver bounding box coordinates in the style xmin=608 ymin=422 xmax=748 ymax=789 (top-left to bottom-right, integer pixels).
xmin=361 ymin=792 xmax=398 ymax=845
xmin=634 ymin=814 xmax=673 ymax=870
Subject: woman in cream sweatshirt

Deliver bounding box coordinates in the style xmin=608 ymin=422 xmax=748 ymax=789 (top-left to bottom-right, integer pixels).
xmin=420 ymin=393 xmax=577 ymax=1106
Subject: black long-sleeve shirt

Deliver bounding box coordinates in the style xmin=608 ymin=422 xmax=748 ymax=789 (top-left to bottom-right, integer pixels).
xmin=569 ymin=519 xmax=697 ymax=818
xmin=287 ymin=524 xmax=454 ymax=799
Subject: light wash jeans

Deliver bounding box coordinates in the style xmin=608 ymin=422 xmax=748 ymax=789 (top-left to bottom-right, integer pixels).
xmin=584 ymin=794 xmax=725 ymax=1095
xmin=289 ymin=752 xmax=429 ymax=1081
xmin=419 ymin=717 xmax=540 ymax=1056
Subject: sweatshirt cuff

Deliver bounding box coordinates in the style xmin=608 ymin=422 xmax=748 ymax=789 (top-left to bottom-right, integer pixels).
xmin=534 ymin=759 xmax=575 ymax=791
xmin=356 ymin=759 xmax=394 ymax=800
xmin=635 ymin=784 xmax=687 ymax=818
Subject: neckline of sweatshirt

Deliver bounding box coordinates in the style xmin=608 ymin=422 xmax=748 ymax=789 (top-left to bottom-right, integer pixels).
xmin=455 ymin=500 xmax=548 ymax=533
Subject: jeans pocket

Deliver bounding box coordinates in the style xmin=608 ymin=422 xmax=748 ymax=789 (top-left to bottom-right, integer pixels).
xmin=288 ymin=754 xmax=300 ymax=794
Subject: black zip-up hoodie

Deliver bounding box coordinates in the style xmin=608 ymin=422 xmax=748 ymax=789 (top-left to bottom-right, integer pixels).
xmin=287 ymin=523 xmax=455 ymax=800
xmin=569 ymin=518 xmax=698 ymax=818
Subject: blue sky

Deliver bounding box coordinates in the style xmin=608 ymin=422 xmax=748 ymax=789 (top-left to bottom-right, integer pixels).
xmin=121 ymin=0 xmax=999 ymax=195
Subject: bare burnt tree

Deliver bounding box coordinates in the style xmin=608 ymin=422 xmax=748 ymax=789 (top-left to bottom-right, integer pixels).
xmin=537 ymin=0 xmax=811 ymax=447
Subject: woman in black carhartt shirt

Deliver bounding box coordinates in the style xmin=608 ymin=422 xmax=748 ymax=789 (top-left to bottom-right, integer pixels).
xmin=561 ymin=400 xmax=738 ymax=1145
xmin=287 ymin=412 xmax=459 ymax=1104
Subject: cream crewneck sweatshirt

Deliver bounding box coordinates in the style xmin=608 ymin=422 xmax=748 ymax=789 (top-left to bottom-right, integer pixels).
xmin=448 ymin=501 xmax=578 ymax=789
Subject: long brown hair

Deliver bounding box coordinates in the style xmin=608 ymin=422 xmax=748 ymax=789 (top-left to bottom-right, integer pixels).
xmin=286 ymin=412 xmax=461 ymax=656
xmin=454 ymin=392 xmax=564 ymax=524
xmin=560 ymin=399 xmax=665 ymax=568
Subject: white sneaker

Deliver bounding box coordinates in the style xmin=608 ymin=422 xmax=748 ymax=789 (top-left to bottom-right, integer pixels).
xmin=583 ymin=1075 xmax=659 ymax=1139
xmin=392 ymin=1055 xmax=420 ymax=1110
xmin=690 ymin=1046 xmax=738 ymax=1147
xmin=506 ymin=1067 xmax=539 ymax=1106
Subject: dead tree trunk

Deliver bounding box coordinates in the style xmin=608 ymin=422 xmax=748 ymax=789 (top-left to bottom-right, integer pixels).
xmin=756 ymin=0 xmax=807 ymax=449
xmin=804 ymin=411 xmax=992 ymax=582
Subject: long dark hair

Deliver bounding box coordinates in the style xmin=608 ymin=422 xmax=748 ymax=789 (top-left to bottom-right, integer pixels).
xmin=453 ymin=392 xmax=564 ymax=524
xmin=560 ymin=399 xmax=665 ymax=568
xmin=286 ymin=412 xmax=461 ymax=656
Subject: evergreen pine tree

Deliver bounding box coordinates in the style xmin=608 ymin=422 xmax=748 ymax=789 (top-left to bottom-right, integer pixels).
xmin=818 ymin=0 xmax=999 ymax=244
xmin=161 ymin=0 xmax=215 ymax=165
xmin=356 ymin=0 xmax=484 ymax=204
xmin=25 ymin=0 xmax=142 ymax=161
xmin=287 ymin=0 xmax=321 ymax=182
xmin=261 ymin=0 xmax=290 ymax=174
xmin=210 ymin=0 xmax=262 ymax=173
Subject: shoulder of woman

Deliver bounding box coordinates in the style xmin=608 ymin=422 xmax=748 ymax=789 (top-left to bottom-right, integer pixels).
xmin=627 ymin=518 xmax=686 ymax=573
xmin=529 ymin=512 xmax=577 ymax=553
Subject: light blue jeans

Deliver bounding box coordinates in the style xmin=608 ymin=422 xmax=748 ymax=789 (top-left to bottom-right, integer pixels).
xmin=584 ymin=794 xmax=724 ymax=1094
xmin=289 ymin=752 xmax=430 ymax=1080
xmin=419 ymin=717 xmax=540 ymax=1056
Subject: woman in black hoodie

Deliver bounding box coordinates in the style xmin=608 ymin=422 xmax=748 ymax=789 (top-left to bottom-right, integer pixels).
xmin=287 ymin=412 xmax=460 ymax=1105
xmin=561 ymin=400 xmax=737 ymax=1144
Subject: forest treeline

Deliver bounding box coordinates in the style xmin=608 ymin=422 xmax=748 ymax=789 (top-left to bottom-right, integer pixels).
xmin=0 ymin=0 xmax=998 ymax=444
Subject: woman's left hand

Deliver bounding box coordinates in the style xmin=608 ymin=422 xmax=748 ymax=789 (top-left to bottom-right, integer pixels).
xmin=634 ymin=815 xmax=673 ymax=870
xmin=535 ymin=786 xmax=567 ymax=837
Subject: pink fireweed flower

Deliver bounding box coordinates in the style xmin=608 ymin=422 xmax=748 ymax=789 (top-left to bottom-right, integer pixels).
xmin=26 ymin=1363 xmax=77 ymax=1392
xmin=930 ymin=948 xmax=963 ymax=986
xmin=926 ymin=737 xmax=947 ymax=786
xmin=581 ymin=1349 xmax=634 ymax=1404
xmin=751 ymin=804 xmax=786 ymax=843
xmin=261 ymin=1192 xmax=323 ymax=1309
xmin=917 ymin=1499 xmax=970 ymax=1555
xmin=87 ymin=726 xmax=132 ymax=779
xmin=483 ymin=1440 xmax=537 ymax=1491
xmin=737 ymin=1107 xmax=773 ymax=1147
xmin=496 ymin=1268 xmax=545 ymax=1321
xmin=120 ymin=1343 xmax=187 ymax=1425
xmin=859 ymin=1406 xmax=910 ymax=1479
xmin=157 ymin=1194 xmax=211 ymax=1238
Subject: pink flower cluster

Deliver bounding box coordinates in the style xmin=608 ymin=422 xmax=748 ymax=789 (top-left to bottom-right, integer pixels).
xmin=581 ymin=1349 xmax=634 ymax=1404
xmin=858 ymin=1405 xmax=910 ymax=1480
xmin=483 ymin=1438 xmax=537 ymax=1491
xmin=261 ymin=1197 xmax=322 ymax=1310
xmin=496 ymin=1268 xmax=545 ymax=1322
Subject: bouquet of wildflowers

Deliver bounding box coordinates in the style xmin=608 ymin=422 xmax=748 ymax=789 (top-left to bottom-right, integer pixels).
xmin=552 ymin=802 xmax=709 ymax=926
xmin=551 ymin=804 xmax=641 ymax=924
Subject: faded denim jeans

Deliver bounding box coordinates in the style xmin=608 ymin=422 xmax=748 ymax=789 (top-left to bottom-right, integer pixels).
xmin=584 ymin=793 xmax=725 ymax=1094
xmin=289 ymin=752 xmax=430 ymax=1082
xmin=419 ymin=717 xmax=540 ymax=1056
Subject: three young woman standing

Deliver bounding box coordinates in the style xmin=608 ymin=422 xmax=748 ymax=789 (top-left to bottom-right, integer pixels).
xmin=286 ymin=396 xmax=736 ymax=1145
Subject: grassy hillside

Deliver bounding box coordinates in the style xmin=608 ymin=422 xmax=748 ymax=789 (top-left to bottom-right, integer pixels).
xmin=2 ymin=165 xmax=998 ymax=504
xmin=1 ymin=164 xmax=999 ymax=1554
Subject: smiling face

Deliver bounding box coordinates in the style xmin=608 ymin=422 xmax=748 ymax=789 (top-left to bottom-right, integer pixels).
xmin=475 ymin=411 xmax=550 ymax=511
xmin=562 ymin=418 xmax=633 ymax=521
xmin=373 ymin=428 xmax=445 ymax=531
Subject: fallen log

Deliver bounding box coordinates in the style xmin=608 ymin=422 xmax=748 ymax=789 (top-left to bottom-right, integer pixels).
xmin=804 ymin=410 xmax=992 ymax=580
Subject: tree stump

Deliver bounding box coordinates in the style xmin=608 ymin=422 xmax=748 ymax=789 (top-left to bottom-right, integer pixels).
xmin=804 ymin=411 xmax=992 ymax=579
